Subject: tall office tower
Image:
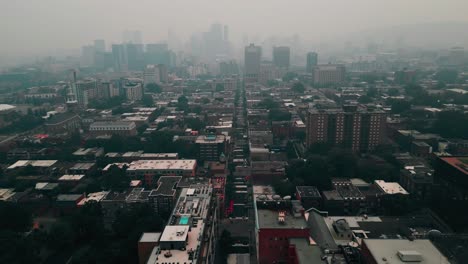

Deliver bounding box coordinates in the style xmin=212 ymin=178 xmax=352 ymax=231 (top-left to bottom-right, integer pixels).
xmin=306 ymin=52 xmax=318 ymax=72
xmin=111 ymin=44 xmax=128 ymax=72
xmin=273 ymin=46 xmax=290 ymax=68
xmin=244 ymin=44 xmax=262 ymax=80
xmin=122 ymin=30 xmax=142 ymax=44
xmin=126 ymin=43 xmax=144 ymax=71
xmin=143 ymin=65 xmax=160 ymax=85
xmin=75 ymin=78 xmax=98 ymax=108
xmin=223 ymin=25 xmax=229 ymax=42
xmin=145 ymin=43 xmax=174 ymax=67
xmin=313 ymin=64 xmax=346 ymax=85
xmin=306 ymin=105 xmax=386 ymax=152
xmin=94 ymin=39 xmax=106 ymax=52
xmin=81 ymin=45 xmax=95 ymax=67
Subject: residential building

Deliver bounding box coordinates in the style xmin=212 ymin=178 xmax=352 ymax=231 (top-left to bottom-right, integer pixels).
xmin=254 ymin=194 xmax=309 ymax=264
xmin=313 ymin=64 xmax=346 ymax=84
xmin=148 ymin=176 xmax=182 ymax=215
xmin=195 ymin=134 xmax=228 ymax=161
xmin=123 ymin=82 xmax=143 ymax=101
xmin=103 ymin=160 xmax=197 ymax=185
xmin=145 ymin=184 xmax=218 ymax=264
xmin=143 ymin=65 xmax=160 ymax=85
xmin=306 ymin=105 xmax=386 ymax=152
xmin=272 ymin=46 xmax=290 ymax=68
xmin=89 ymin=121 xmax=137 ymax=136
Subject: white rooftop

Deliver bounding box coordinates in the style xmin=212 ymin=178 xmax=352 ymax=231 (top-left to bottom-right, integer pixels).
xmin=0 ymin=104 xmax=16 ymax=112
xmin=375 ymin=180 xmax=409 ymax=195
xmin=126 ymin=159 xmax=196 ymax=171
xmin=139 ymin=232 xmax=161 ymax=243
xmin=58 ymin=174 xmax=85 ymax=181
xmin=8 ymin=160 xmax=57 ymax=169
xmin=159 ymin=225 xmax=189 ymax=242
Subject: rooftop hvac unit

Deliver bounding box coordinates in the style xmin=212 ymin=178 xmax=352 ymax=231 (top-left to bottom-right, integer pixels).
xmin=397 ymin=250 xmax=422 ymax=262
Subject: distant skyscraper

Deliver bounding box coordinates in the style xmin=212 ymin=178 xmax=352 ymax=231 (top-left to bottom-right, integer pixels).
xmin=244 ymin=44 xmax=262 ymax=80
xmin=273 ymin=46 xmax=290 ymax=68
xmin=112 ymin=44 xmax=128 ymax=72
xmin=306 ymin=52 xmax=318 ymax=72
xmin=94 ymin=39 xmax=106 ymax=53
xmin=81 ymin=45 xmax=95 ymax=67
xmin=126 ymin=43 xmax=145 ymax=71
xmin=122 ymin=30 xmax=142 ymax=44
xmin=223 ymin=25 xmax=229 ymax=42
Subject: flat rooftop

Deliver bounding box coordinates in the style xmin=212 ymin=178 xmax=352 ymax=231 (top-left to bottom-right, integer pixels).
xmin=159 ymin=225 xmax=189 ymax=242
xmin=8 ymin=160 xmax=57 ymax=169
xmin=256 ymin=209 xmax=308 ymax=229
xmin=70 ymin=163 xmax=95 ymax=170
xmin=58 ymin=175 xmax=85 ymax=181
xmin=363 ymin=239 xmax=449 ymax=264
xmin=150 ymin=176 xmax=182 ymax=196
xmin=296 ymin=186 xmax=321 ymax=198
xmin=375 ymin=180 xmax=409 ymax=195
xmin=439 ymin=156 xmax=468 ymax=175
xmin=139 ymin=232 xmax=161 ymax=243
xmin=126 ymin=159 xmax=197 ymax=171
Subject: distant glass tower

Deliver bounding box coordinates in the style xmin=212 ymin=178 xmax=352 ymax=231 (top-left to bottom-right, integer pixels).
xmin=306 ymin=52 xmax=318 ymax=73
xmin=273 ymin=46 xmax=290 ymax=68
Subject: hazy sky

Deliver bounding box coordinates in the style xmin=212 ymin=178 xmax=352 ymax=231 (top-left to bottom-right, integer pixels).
xmin=1 ymin=0 xmax=468 ymax=56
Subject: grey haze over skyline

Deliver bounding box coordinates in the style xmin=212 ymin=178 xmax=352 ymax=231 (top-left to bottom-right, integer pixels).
xmin=1 ymin=0 xmax=468 ymax=58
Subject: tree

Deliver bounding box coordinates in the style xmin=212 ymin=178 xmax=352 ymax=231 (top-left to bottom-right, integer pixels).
xmin=146 ymin=83 xmax=162 ymax=93
xmin=292 ymin=82 xmax=305 ymax=93
xmin=283 ymin=72 xmax=298 ymax=82
xmin=258 ymin=97 xmax=279 ymax=110
xmin=47 ymin=221 xmax=74 ymax=251
xmin=389 ymin=99 xmax=411 ymax=114
xmin=367 ymin=87 xmax=378 ymax=98
xmin=177 ymin=95 xmax=189 ymax=111
xmin=142 ymin=94 xmax=154 ymax=107
xmin=435 ymin=69 xmax=458 ymax=84
xmin=387 ymin=88 xmax=399 ymax=96
xmin=102 ymin=165 xmax=130 ymax=191
xmin=0 ymin=202 xmax=32 ymax=232
xmin=201 ymin=97 xmax=210 ymax=104
xmin=358 ymin=95 xmax=372 ymax=104
xmin=215 ymin=83 xmax=225 ymax=92
xmin=432 ymin=111 xmax=468 ymax=138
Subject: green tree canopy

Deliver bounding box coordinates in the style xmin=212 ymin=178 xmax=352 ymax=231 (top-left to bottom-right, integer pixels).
xmin=292 ymin=82 xmax=305 ymax=93
xmin=146 ymin=83 xmax=162 ymax=93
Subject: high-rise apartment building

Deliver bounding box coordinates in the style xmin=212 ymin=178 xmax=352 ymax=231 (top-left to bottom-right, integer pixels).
xmin=244 ymin=44 xmax=262 ymax=81
xmin=306 ymin=52 xmax=318 ymax=72
xmin=312 ymin=64 xmax=346 ymax=84
xmin=75 ymin=78 xmax=98 ymax=108
xmin=306 ymin=105 xmax=386 ymax=152
xmin=123 ymin=82 xmax=143 ymax=101
xmin=273 ymin=46 xmax=290 ymax=68
xmin=143 ymin=65 xmax=160 ymax=85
